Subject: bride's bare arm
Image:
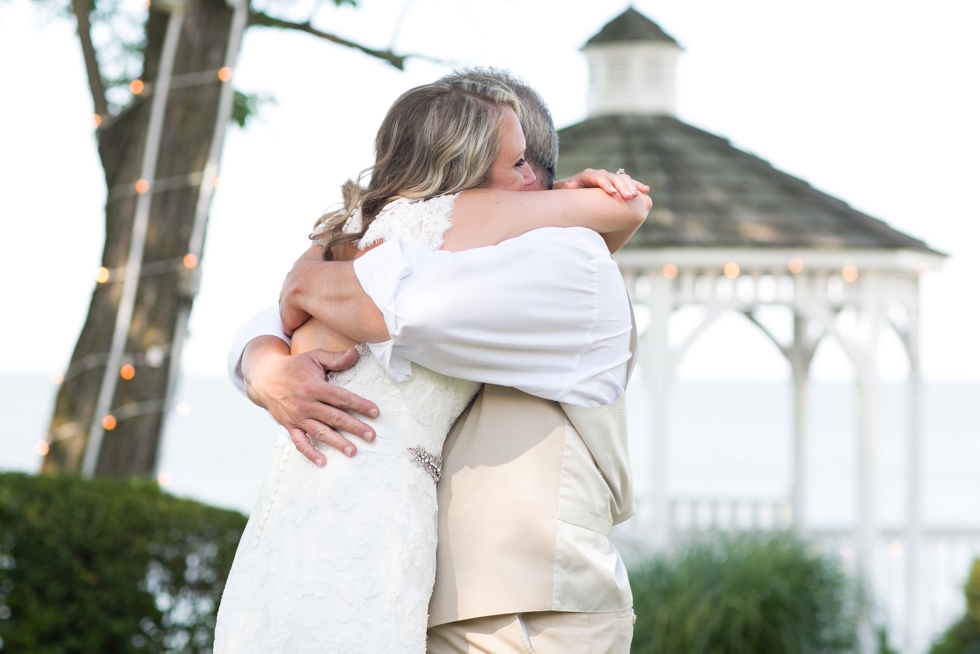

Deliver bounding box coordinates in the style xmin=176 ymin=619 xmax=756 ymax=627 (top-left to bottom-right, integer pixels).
xmin=442 ymin=186 xmax=651 ymax=253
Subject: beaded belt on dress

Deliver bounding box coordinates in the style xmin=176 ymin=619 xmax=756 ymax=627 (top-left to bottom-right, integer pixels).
xmin=346 ymin=423 xmax=443 ymax=483
xmin=407 ymin=445 xmax=442 ymax=483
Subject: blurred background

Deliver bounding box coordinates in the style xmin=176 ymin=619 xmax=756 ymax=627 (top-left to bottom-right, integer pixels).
xmin=0 ymin=1 xmax=977 ymax=652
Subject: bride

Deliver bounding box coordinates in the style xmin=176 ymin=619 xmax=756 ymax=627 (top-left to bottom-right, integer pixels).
xmin=213 ymin=78 xmax=650 ymax=653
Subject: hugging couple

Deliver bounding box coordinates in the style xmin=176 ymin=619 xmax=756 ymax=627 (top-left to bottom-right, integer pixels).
xmin=214 ymin=68 xmax=652 ymax=653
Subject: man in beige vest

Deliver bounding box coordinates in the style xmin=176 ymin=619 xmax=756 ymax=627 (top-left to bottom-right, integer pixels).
xmin=230 ymin=70 xmax=639 ymax=652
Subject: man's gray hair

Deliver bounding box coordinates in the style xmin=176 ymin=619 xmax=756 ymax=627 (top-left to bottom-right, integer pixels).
xmin=439 ymin=67 xmax=559 ymax=189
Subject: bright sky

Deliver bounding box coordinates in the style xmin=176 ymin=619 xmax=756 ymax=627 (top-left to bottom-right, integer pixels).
xmin=1 ymin=0 xmax=978 ymax=382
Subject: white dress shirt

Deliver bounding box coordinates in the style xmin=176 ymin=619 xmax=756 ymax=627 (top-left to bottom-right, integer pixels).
xmin=228 ymin=227 xmax=633 ymax=407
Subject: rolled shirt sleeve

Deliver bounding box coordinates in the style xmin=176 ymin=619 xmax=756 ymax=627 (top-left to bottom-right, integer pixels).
xmin=353 ymin=227 xmax=633 ymax=407
xmin=226 ymin=306 xmax=290 ymax=396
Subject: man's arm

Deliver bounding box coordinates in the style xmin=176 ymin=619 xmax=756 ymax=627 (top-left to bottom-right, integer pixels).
xmin=278 ymin=245 xmax=388 ymax=340
xmin=281 ymin=228 xmax=633 ymax=407
xmin=360 ymin=228 xmax=633 ymax=406
xmin=229 ymin=309 xmax=380 ymax=466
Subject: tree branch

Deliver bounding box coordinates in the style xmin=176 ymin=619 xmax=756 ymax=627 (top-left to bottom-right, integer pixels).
xmin=71 ymin=0 xmax=109 ymax=117
xmin=248 ymin=11 xmax=406 ymax=70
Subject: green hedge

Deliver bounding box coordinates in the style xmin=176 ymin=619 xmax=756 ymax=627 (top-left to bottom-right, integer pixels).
xmin=0 ymin=473 xmax=246 ymax=653
xmin=930 ymin=560 xmax=980 ymax=654
xmin=629 ymin=532 xmax=861 ymax=654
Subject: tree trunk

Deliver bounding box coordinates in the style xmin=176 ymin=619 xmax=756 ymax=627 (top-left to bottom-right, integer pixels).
xmin=43 ymin=0 xmax=235 ymax=477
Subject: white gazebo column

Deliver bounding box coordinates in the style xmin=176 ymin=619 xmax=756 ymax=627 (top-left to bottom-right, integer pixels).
xmin=903 ymin=295 xmax=924 ymax=654
xmin=855 ymin=273 xmax=882 ymax=653
xmin=788 ymin=311 xmax=814 ymax=530
xmin=644 ymin=269 xmax=674 ymax=550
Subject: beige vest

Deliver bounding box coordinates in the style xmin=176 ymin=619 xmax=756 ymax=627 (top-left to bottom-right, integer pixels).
xmin=428 ymin=324 xmax=638 ymax=627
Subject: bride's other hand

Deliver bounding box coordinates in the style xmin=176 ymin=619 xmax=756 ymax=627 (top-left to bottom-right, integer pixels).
xmin=242 ymin=336 xmax=380 ymax=467
xmin=552 ymin=168 xmax=650 ymax=197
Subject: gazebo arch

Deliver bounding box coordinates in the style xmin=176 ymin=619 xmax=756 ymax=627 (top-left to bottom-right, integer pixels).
xmin=557 ymin=8 xmax=947 ymax=652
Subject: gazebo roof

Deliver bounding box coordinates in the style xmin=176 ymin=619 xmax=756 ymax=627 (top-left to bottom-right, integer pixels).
xmin=584 ymin=7 xmax=680 ymax=48
xmin=556 ymin=114 xmax=938 ymax=253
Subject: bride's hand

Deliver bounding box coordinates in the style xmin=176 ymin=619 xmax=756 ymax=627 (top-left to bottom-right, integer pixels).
xmin=552 ymin=168 xmax=650 ymax=197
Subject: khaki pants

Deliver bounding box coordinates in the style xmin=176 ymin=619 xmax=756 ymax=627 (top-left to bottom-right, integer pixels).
xmin=427 ymin=610 xmax=635 ymax=654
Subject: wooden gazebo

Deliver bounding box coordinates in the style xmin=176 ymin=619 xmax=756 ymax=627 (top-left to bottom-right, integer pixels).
xmin=556 ymin=8 xmax=946 ymax=651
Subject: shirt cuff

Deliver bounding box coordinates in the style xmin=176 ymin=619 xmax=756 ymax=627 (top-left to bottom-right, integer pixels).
xmin=352 ymin=240 xmax=415 ymax=381
xmin=227 ymin=307 xmax=291 ymax=396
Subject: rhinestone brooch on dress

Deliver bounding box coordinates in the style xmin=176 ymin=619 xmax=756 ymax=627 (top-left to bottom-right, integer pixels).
xmin=408 ymin=445 xmax=443 ymax=483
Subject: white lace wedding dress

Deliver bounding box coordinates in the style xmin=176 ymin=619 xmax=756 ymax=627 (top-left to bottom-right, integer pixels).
xmin=214 ymin=194 xmax=480 ymax=654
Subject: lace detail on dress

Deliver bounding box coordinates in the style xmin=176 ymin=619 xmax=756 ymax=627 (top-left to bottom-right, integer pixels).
xmin=214 ymin=193 xmax=479 ymax=654
xmin=359 ymin=194 xmax=457 ymax=251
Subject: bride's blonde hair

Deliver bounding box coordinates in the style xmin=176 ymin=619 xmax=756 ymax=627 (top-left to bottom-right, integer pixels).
xmin=312 ymin=79 xmax=522 ymax=260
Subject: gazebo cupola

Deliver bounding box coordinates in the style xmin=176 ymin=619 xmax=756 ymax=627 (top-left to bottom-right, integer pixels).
xmin=582 ymin=7 xmax=683 ymax=117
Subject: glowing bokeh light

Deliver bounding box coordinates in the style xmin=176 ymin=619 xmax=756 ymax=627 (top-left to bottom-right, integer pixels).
xmin=120 ymin=364 xmax=136 ymax=380
xmin=96 ymin=267 xmax=110 ymax=284
xmin=723 ymin=262 xmax=740 ymax=279
xmin=102 ymin=415 xmax=117 ymax=430
xmin=842 ymin=266 xmax=859 ymax=282
xmin=788 ymin=258 xmax=804 ymax=274
xmin=662 ymin=264 xmax=678 ymax=279
xmin=183 ymin=253 xmax=198 ymax=269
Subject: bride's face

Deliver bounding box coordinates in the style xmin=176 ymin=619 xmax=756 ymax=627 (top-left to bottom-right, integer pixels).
xmin=480 ymin=107 xmax=537 ymax=192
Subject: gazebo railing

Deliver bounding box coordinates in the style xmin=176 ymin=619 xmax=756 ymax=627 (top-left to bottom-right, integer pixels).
xmin=613 ymin=496 xmax=980 ymax=653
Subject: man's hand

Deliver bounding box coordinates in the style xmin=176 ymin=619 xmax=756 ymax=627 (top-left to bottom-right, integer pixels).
xmin=553 ymin=168 xmax=650 ymax=197
xmin=278 ymin=245 xmax=326 ymax=336
xmin=278 ymin=245 xmax=390 ymax=343
xmin=242 ymin=336 xmax=380 ymax=467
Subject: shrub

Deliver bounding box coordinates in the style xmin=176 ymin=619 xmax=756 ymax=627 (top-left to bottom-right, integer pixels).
xmin=929 ymin=559 xmax=980 ymax=654
xmin=0 ymin=472 xmax=246 ymax=653
xmin=629 ymin=531 xmax=861 ymax=654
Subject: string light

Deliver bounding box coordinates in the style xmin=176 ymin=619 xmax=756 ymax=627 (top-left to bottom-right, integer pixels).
xmin=723 ymin=262 xmax=740 ymax=279
xmin=96 ymin=267 xmax=111 ymax=283
xmin=212 ymin=176 xmax=221 ymax=189
xmin=120 ymin=364 xmax=136 ymax=380
xmin=788 ymin=257 xmax=804 ymax=274
xmin=662 ymin=264 xmax=677 ymax=279
xmin=176 ymin=401 xmax=191 ymax=416
xmin=93 ymin=114 xmax=102 ymax=128
xmin=102 ymin=415 xmax=117 ymax=430
xmin=842 ymin=266 xmax=859 ymax=283
xmin=182 ymin=253 xmax=198 ymax=269
xmin=218 ymin=67 xmax=233 ymax=82
xmin=157 ymin=472 xmax=172 ymax=487
xmin=135 ymin=179 xmax=150 ymax=194
xmin=145 ymin=345 xmax=166 ymax=368
xmin=50 ymin=373 xmax=64 ymax=384
xmin=130 ymin=79 xmax=145 ymax=95
xmin=35 ymin=441 xmax=50 ymax=456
